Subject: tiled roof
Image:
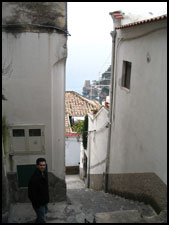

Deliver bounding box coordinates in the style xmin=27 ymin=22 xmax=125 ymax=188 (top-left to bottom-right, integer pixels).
xmin=65 ymin=91 xmax=101 ymax=134
xmin=66 ymin=133 xmax=81 ymax=137
xmin=115 ymin=14 xmax=167 ymax=29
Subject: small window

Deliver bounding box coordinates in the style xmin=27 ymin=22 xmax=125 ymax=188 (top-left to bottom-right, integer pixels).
xmin=122 ymin=61 xmax=132 ymax=89
xmin=29 ymin=129 xmax=41 ymax=136
xmin=13 ymin=129 xmax=25 ymax=137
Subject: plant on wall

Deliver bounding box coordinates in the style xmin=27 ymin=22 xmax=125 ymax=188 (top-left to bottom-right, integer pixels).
xmin=82 ymin=114 xmax=88 ymax=149
xmin=91 ymin=107 xmax=99 ymax=115
xmin=2 ymin=115 xmax=8 ymax=156
xmin=72 ymin=120 xmax=84 ymax=133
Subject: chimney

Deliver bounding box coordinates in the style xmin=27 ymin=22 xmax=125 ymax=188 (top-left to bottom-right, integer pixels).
xmin=109 ymin=10 xmax=124 ymax=28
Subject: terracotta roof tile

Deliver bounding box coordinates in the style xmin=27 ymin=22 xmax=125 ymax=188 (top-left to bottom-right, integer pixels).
xmin=65 ymin=91 xmax=101 ymax=135
xmin=115 ymin=14 xmax=167 ymax=29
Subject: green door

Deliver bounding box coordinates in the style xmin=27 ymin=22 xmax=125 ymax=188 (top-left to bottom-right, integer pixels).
xmin=17 ymin=164 xmax=36 ymax=187
xmin=17 ymin=164 xmax=48 ymax=187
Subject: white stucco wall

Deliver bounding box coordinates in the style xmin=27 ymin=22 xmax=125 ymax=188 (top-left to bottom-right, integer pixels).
xmin=2 ymin=31 xmax=67 ymax=180
xmin=88 ymin=107 xmax=109 ymax=174
xmin=80 ymin=144 xmax=84 ymax=170
xmin=109 ymin=19 xmax=167 ymax=184
xmin=65 ymin=136 xmax=81 ymax=166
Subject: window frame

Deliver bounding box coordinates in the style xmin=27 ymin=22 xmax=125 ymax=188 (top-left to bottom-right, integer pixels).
xmin=121 ymin=60 xmax=132 ymax=91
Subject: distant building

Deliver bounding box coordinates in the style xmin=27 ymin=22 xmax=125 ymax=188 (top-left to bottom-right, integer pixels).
xmin=65 ymin=91 xmax=101 ymax=174
xmin=82 ymin=66 xmax=111 ymax=103
xmin=82 ymin=80 xmax=91 ymax=97
xmin=82 ymin=105 xmax=109 ymax=188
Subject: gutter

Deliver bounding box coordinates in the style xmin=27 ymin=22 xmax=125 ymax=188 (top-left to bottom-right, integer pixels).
xmin=104 ymin=30 xmax=116 ymax=193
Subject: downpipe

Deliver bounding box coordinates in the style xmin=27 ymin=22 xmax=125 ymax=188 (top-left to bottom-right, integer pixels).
xmin=104 ymin=30 xmax=116 ymax=193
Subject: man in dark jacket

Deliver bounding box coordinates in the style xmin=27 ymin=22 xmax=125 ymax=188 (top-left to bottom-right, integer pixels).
xmin=28 ymin=158 xmax=49 ymax=223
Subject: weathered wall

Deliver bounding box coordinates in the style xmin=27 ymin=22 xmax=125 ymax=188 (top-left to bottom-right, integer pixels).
xmin=89 ymin=174 xmax=104 ymax=191
xmin=66 ymin=166 xmax=79 ymax=175
xmin=65 ymin=136 xmax=81 ymax=167
xmin=107 ymin=19 xmax=167 ymax=213
xmin=109 ymin=19 xmax=167 ymax=183
xmin=2 ymin=31 xmax=67 ymax=178
xmin=7 ymin=172 xmax=66 ymax=203
xmin=2 ymin=2 xmax=66 ymax=30
xmin=2 ymin=145 xmax=10 ymax=223
xmin=51 ymin=58 xmax=66 ymax=179
xmin=107 ymin=173 xmax=167 ymax=214
xmin=88 ymin=107 xmax=109 ymax=190
xmin=2 ymin=2 xmax=67 ymax=205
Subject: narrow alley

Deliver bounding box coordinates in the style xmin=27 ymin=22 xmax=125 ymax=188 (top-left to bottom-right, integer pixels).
xmin=7 ymin=175 xmax=166 ymax=223
xmin=2 ymin=3 xmax=167 ymax=224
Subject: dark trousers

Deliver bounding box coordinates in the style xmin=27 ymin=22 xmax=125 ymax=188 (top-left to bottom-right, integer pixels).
xmin=33 ymin=204 xmax=48 ymax=223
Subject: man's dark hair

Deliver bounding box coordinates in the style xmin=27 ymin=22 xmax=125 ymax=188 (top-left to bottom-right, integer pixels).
xmin=36 ymin=158 xmax=46 ymax=165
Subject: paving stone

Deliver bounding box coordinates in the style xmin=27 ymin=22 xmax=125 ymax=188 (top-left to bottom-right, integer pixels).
xmin=85 ymin=212 xmax=95 ymax=223
xmin=47 ymin=219 xmax=67 ymax=223
xmin=158 ymin=209 xmax=167 ymax=223
xmin=66 ymin=203 xmax=83 ymax=213
xmin=47 ymin=201 xmax=68 ymax=213
xmin=94 ymin=210 xmax=144 ymax=223
xmin=7 ymin=203 xmax=36 ymax=223
xmin=75 ymin=212 xmax=86 ymax=223
xmin=7 ymin=175 xmax=163 ymax=223
xmin=141 ymin=215 xmax=163 ymax=223
xmin=46 ymin=211 xmax=65 ymax=220
xmin=66 ymin=215 xmax=78 ymax=223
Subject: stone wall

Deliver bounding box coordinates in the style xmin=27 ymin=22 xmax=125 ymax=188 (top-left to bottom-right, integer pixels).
xmin=2 ymin=156 xmax=10 ymax=223
xmin=66 ymin=166 xmax=79 ymax=175
xmin=89 ymin=174 xmax=103 ymax=191
xmin=107 ymin=172 xmax=167 ymax=214
xmin=7 ymin=172 xmax=66 ymax=204
xmin=88 ymin=172 xmax=167 ymax=214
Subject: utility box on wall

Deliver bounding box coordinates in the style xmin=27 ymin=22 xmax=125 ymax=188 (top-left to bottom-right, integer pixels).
xmin=8 ymin=125 xmax=45 ymax=155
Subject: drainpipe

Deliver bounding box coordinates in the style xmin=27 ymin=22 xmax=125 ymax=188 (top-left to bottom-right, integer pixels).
xmin=104 ymin=30 xmax=116 ymax=193
xmin=87 ymin=132 xmax=90 ymax=188
xmin=87 ymin=116 xmax=91 ymax=188
xmin=104 ymin=11 xmax=123 ymax=193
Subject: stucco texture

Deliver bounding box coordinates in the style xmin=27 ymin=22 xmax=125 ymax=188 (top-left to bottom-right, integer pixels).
xmin=109 ymin=19 xmax=167 ymax=184
xmin=2 ymin=2 xmax=66 ymax=30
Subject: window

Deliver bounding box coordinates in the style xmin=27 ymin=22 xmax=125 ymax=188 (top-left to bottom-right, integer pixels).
xmin=29 ymin=129 xmax=41 ymax=136
xmin=9 ymin=125 xmax=45 ymax=155
xmin=122 ymin=61 xmax=132 ymax=90
xmin=13 ymin=129 xmax=25 ymax=137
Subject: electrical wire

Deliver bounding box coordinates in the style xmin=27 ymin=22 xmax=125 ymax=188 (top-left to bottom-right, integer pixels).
xmin=2 ymin=23 xmax=71 ymax=36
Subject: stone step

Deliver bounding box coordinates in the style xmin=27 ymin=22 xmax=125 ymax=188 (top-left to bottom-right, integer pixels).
xmin=94 ymin=210 xmax=163 ymax=223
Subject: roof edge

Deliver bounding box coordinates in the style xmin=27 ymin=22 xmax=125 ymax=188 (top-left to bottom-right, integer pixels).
xmin=115 ymin=14 xmax=167 ymax=30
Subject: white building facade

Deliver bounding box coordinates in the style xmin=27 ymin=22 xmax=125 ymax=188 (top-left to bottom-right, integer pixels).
xmin=86 ymin=13 xmax=167 ymax=213
xmin=108 ymin=13 xmax=167 ymax=184
xmin=2 ymin=2 xmax=68 ymax=203
xmin=65 ymin=135 xmax=82 ymax=174
xmin=107 ymin=13 xmax=167 ymax=213
xmin=87 ymin=107 xmax=109 ymax=190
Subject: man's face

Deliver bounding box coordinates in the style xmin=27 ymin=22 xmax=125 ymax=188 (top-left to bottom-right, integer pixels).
xmin=37 ymin=161 xmax=46 ymax=172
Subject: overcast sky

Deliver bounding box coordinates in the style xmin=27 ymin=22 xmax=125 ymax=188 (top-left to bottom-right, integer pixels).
xmin=66 ymin=2 xmax=167 ymax=94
